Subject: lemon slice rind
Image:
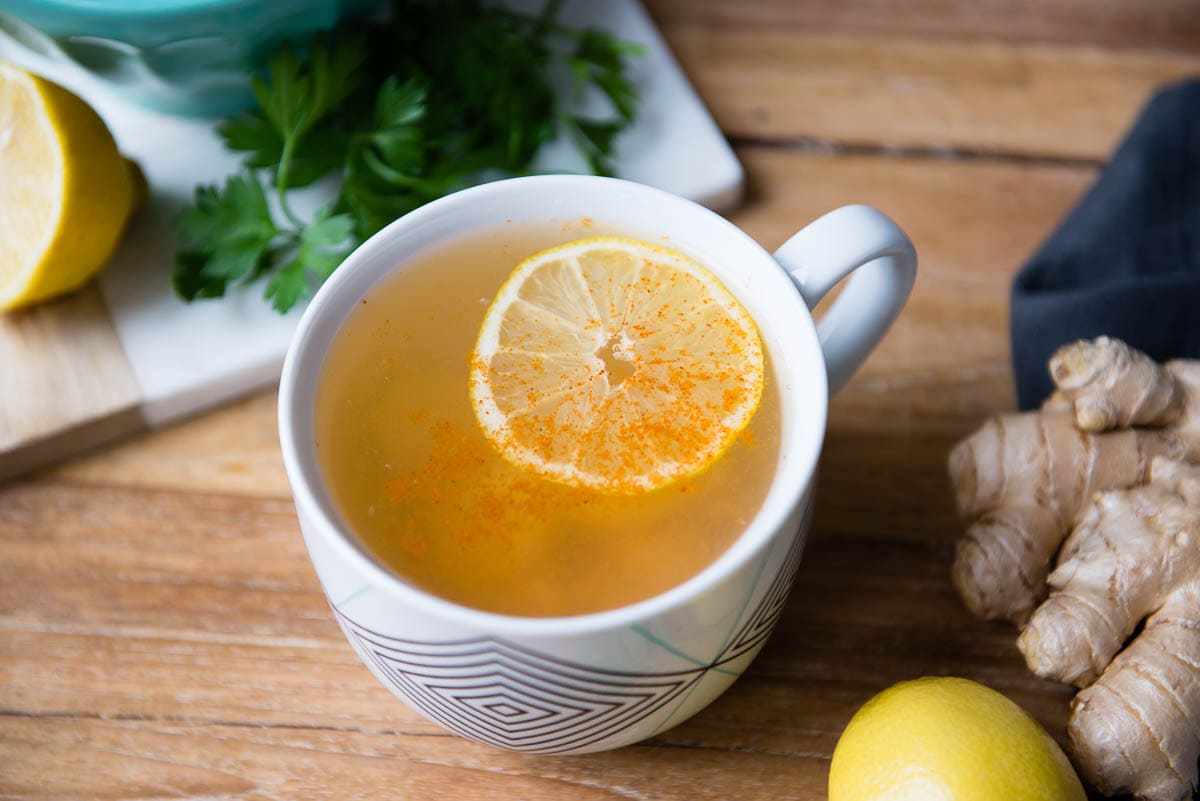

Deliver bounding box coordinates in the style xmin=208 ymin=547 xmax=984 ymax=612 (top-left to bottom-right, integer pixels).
xmin=470 ymin=236 xmax=765 ymax=494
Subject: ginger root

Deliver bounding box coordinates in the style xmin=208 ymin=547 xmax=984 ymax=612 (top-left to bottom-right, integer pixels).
xmin=948 ymin=337 xmax=1200 ymax=801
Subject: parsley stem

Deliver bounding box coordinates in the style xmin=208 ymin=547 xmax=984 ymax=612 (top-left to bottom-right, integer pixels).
xmin=275 ymin=137 xmax=304 ymax=229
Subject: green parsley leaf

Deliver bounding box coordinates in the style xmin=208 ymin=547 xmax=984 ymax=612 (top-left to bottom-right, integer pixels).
xmin=252 ymin=40 xmax=362 ymax=147
xmin=263 ymin=256 xmax=310 ymax=313
xmin=237 ymin=35 xmax=366 ymax=194
xmin=299 ymin=210 xmax=356 ymax=280
xmin=360 ymin=77 xmax=428 ymax=177
xmin=566 ymin=116 xmax=624 ymax=176
xmin=260 ymin=208 xmax=355 ymax=312
xmin=218 ymin=111 xmax=346 ymax=188
xmin=173 ymin=249 xmax=229 ymax=301
xmin=216 ymin=111 xmax=280 ymax=168
xmin=175 ymin=175 xmax=274 ymax=248
xmin=340 ymin=77 xmax=433 ymax=234
xmin=174 ymin=174 xmax=279 ymax=295
xmin=569 ymin=29 xmax=643 ymax=122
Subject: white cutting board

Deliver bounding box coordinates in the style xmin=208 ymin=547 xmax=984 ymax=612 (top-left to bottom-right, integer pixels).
xmin=0 ymin=0 xmax=742 ymax=478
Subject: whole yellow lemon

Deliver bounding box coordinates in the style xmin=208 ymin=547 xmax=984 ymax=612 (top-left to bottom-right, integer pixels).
xmin=829 ymin=677 xmax=1086 ymax=801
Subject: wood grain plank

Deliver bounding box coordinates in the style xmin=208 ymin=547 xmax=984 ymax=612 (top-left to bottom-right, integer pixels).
xmin=0 ymin=285 xmax=143 ymax=482
xmin=0 ymin=715 xmax=830 ymax=801
xmin=658 ymin=27 xmax=1200 ymax=160
xmin=45 ymin=389 xmax=291 ymax=499
xmin=646 ymin=0 xmax=1200 ymax=52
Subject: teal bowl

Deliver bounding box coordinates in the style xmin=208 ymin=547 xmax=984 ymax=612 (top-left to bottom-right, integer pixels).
xmin=0 ymin=0 xmax=376 ymax=116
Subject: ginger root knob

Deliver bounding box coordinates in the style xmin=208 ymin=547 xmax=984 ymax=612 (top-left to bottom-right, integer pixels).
xmin=948 ymin=337 xmax=1200 ymax=801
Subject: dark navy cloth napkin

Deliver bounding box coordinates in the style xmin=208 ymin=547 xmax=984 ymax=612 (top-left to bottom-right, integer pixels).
xmin=1011 ymin=80 xmax=1200 ymax=410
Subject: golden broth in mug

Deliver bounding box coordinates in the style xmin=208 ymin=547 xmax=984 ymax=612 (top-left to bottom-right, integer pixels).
xmin=314 ymin=223 xmax=780 ymax=616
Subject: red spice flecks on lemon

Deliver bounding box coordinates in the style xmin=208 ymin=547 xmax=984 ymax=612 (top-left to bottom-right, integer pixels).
xmin=470 ymin=237 xmax=764 ymax=494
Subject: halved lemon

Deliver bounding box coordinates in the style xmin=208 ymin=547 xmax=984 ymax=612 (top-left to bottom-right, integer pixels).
xmin=0 ymin=62 xmax=145 ymax=311
xmin=470 ymin=236 xmax=765 ymax=494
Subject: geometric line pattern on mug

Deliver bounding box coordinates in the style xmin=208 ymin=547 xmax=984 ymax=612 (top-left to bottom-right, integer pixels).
xmin=715 ymin=499 xmax=811 ymax=665
xmin=331 ymin=509 xmax=810 ymax=753
xmin=334 ymin=613 xmax=703 ymax=753
xmin=647 ymin=499 xmax=813 ymax=736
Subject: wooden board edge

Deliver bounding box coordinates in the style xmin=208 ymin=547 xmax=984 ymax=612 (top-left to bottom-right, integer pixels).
xmin=0 ymin=406 xmax=147 ymax=484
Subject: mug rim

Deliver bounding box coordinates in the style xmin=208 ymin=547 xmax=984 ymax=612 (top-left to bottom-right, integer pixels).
xmin=278 ymin=174 xmax=829 ymax=637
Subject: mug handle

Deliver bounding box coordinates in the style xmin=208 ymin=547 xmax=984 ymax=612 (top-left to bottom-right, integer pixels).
xmin=773 ymin=204 xmax=917 ymax=394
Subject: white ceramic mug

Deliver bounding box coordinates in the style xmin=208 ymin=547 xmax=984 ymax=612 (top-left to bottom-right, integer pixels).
xmin=279 ymin=175 xmax=916 ymax=754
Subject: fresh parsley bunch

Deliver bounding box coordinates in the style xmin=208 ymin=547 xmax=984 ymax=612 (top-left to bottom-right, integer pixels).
xmin=174 ymin=0 xmax=642 ymax=312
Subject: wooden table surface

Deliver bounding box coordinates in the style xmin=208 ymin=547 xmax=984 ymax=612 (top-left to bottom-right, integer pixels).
xmin=4 ymin=2 xmax=1200 ymax=798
